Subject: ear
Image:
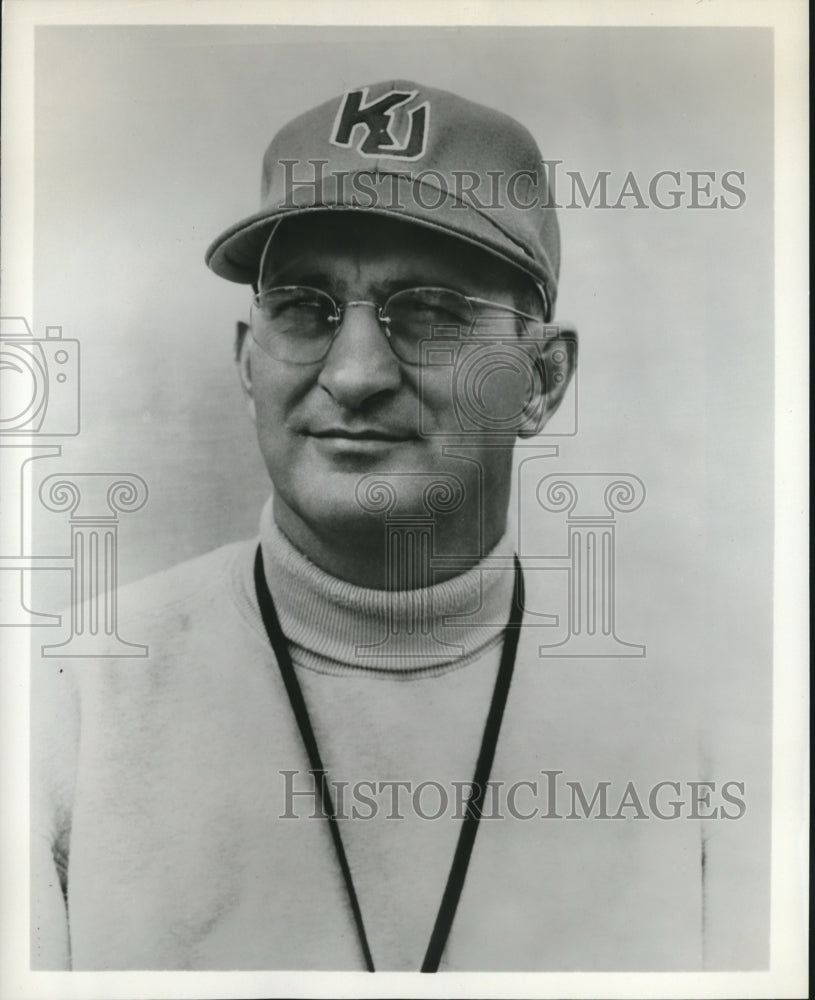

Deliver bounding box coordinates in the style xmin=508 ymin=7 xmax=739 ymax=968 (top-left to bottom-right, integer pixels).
xmin=518 ymin=323 xmax=578 ymax=438
xmin=235 ymin=320 xmax=257 ymax=422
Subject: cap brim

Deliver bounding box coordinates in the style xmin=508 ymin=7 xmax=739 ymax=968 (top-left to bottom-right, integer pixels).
xmin=205 ymin=190 xmax=555 ymax=303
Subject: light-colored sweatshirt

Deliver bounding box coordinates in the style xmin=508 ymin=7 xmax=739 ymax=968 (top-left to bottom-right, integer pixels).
xmin=32 ymin=499 xmax=708 ymax=971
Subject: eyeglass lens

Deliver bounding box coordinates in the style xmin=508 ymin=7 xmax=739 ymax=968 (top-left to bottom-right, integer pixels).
xmin=251 ymin=286 xmax=531 ymax=364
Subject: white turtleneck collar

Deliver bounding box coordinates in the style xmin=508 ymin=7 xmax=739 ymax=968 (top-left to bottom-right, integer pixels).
xmin=252 ymin=496 xmax=517 ymax=678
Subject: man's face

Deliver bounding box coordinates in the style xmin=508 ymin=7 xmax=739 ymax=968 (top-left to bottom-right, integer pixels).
xmin=239 ymin=212 xmax=558 ymax=556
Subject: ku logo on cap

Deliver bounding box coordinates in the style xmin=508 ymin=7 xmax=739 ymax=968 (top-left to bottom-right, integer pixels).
xmin=330 ymin=88 xmax=429 ymax=160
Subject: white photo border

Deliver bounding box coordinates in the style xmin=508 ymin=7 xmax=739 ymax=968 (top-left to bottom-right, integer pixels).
xmin=0 ymin=2 xmax=808 ymax=998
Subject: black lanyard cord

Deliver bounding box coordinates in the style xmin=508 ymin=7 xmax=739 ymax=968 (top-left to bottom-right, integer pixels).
xmin=253 ymin=545 xmax=375 ymax=971
xmin=421 ymin=555 xmax=524 ymax=971
xmin=254 ymin=545 xmax=524 ymax=973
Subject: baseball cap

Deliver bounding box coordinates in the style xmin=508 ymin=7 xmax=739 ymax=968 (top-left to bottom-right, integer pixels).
xmin=206 ymin=80 xmax=560 ymax=316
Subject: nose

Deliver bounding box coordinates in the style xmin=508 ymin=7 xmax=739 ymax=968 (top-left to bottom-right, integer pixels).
xmin=317 ymin=302 xmax=402 ymax=409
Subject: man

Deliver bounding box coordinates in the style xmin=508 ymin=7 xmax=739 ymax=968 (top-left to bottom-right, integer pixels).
xmin=32 ymin=80 xmax=709 ymax=971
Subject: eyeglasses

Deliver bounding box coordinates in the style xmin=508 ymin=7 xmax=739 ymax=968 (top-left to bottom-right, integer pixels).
xmin=249 ymin=285 xmax=547 ymax=365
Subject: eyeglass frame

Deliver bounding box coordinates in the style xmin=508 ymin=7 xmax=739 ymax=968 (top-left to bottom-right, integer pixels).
xmin=249 ymin=283 xmax=551 ymax=366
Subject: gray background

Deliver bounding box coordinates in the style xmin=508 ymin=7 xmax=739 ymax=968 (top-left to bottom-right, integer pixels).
xmin=29 ymin=25 xmax=772 ymax=964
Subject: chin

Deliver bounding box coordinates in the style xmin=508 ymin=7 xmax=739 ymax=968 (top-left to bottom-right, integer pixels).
xmin=312 ymin=486 xmax=427 ymax=529
xmin=281 ymin=472 xmax=431 ymax=534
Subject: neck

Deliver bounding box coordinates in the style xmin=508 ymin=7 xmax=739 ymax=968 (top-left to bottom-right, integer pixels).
xmin=273 ymin=496 xmax=509 ymax=590
xmin=255 ymin=500 xmax=518 ymax=674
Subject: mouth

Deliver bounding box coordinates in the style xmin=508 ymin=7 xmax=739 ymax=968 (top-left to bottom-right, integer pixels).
xmin=308 ymin=428 xmax=415 ymax=442
xmin=305 ymin=426 xmax=417 ymax=456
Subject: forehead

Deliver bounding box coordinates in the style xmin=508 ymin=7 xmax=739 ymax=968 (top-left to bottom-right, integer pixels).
xmin=261 ymin=212 xmax=536 ymax=302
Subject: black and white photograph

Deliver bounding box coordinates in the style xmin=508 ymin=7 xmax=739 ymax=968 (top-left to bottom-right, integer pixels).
xmin=0 ymin=1 xmax=808 ymax=997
